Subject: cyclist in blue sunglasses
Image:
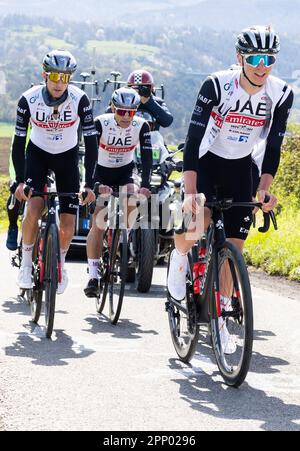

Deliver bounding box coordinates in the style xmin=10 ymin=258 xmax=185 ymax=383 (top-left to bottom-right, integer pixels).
xmin=167 ymin=25 xmax=294 ymax=331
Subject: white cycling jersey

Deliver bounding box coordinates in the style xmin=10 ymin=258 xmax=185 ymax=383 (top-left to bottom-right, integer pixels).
xmin=20 ymin=84 xmax=86 ymax=154
xmin=197 ymin=68 xmax=291 ymax=160
xmin=95 ymin=113 xmax=149 ymax=168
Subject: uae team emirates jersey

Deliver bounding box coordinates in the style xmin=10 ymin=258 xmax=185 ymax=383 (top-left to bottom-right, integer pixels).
xmin=94 ymin=113 xmax=151 ymax=168
xmin=184 ymin=68 xmax=294 ymax=177
xmin=15 ymin=84 xmax=96 ymax=154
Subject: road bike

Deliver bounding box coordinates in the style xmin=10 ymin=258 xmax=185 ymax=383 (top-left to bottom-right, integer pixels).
xmin=93 ymin=186 xmax=140 ymax=325
xmin=166 ymin=198 xmax=277 ymax=387
xmin=14 ymin=187 xmax=82 ymax=338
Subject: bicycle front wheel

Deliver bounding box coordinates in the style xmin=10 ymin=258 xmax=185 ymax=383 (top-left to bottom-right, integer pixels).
xmin=30 ymin=233 xmax=43 ymax=323
xmin=210 ymin=241 xmax=253 ymax=387
xmin=44 ymin=224 xmax=59 ymax=339
xmin=166 ymin=253 xmax=199 ymax=363
xmin=108 ymin=229 xmax=127 ymax=325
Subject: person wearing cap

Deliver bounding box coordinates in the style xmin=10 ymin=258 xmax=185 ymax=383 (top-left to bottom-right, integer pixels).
xmin=167 ymin=25 xmax=294 ymax=354
xmin=12 ymin=49 xmax=98 ymax=294
xmin=127 ymin=69 xmax=173 ymax=130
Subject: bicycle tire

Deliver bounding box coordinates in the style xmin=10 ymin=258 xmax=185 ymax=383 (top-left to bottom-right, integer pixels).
xmin=44 ymin=224 xmax=59 ymax=339
xmin=210 ymin=241 xmax=253 ymax=388
xmin=108 ymin=229 xmax=127 ymax=325
xmin=167 ymin=253 xmax=200 ymax=363
xmin=30 ymin=233 xmax=43 ymax=323
xmin=96 ymin=229 xmax=110 ymax=314
xmin=136 ymin=228 xmax=155 ymax=293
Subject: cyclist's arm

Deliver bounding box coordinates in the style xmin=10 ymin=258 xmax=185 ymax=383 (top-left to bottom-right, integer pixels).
xmin=78 ymin=94 xmax=98 ymax=188
xmin=183 ymin=77 xmax=219 ymax=192
xmin=142 ymin=96 xmax=173 ymax=127
xmin=94 ymin=117 xmax=102 ymax=144
xmin=139 ymin=122 xmax=153 ymax=188
xmin=11 ymin=96 xmax=31 ymax=184
xmin=260 ymin=88 xmax=294 ymax=190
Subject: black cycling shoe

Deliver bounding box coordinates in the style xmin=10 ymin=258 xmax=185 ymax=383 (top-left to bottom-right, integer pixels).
xmin=84 ymin=278 xmax=100 ymax=298
xmin=6 ymin=227 xmax=18 ymax=251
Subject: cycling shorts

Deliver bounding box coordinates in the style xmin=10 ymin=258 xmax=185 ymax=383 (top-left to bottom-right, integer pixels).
xmin=25 ymin=141 xmax=80 ymax=215
xmin=93 ymin=162 xmax=139 ymax=189
xmin=197 ymin=152 xmax=253 ymax=241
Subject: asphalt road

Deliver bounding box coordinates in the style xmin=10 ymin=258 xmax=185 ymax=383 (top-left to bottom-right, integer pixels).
xmin=0 ymin=236 xmax=299 ymax=431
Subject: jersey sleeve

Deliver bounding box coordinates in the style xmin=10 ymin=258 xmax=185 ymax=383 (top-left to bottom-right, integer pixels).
xmin=139 ymin=122 xmax=153 ymax=188
xmin=78 ymin=94 xmax=98 ymax=188
xmin=12 ymin=96 xmax=31 ymax=183
xmin=144 ymin=96 xmax=173 ymax=128
xmin=183 ymin=76 xmax=219 ymax=172
xmin=262 ymin=88 xmax=294 ymax=177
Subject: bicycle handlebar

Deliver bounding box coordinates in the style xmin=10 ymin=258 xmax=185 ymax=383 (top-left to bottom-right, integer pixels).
xmin=175 ymin=196 xmax=277 ymax=235
xmin=23 ymin=186 xmax=88 ymax=201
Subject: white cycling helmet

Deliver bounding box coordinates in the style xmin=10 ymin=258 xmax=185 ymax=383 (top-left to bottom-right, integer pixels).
xmin=111 ymin=87 xmax=141 ymax=109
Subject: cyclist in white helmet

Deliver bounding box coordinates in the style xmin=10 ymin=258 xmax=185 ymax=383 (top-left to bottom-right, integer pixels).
xmin=167 ymin=25 xmax=293 ymax=353
xmin=84 ymin=87 xmax=152 ymax=298
xmin=12 ymin=49 xmax=98 ymax=295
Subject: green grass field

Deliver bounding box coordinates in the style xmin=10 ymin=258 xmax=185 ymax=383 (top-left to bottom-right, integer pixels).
xmin=0 ymin=122 xmax=14 ymax=138
xmin=86 ymin=40 xmax=160 ymax=57
xmin=44 ymin=38 xmax=75 ymax=50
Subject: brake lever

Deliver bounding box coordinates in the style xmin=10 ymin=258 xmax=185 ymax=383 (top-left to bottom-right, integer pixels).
xmin=258 ymin=212 xmax=270 ymax=233
xmin=270 ymin=210 xmax=278 ymax=231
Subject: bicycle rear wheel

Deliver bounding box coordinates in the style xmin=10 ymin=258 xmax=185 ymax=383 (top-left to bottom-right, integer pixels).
xmin=44 ymin=224 xmax=59 ymax=339
xmin=210 ymin=241 xmax=253 ymax=387
xmin=166 ymin=253 xmax=199 ymax=363
xmin=108 ymin=229 xmax=127 ymax=325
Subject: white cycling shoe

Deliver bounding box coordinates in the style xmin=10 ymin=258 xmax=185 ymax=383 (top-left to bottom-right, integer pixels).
xmin=57 ymin=269 xmax=68 ymax=295
xmin=17 ymin=267 xmax=33 ymax=290
xmin=167 ymin=249 xmax=188 ymax=301
xmin=219 ymin=296 xmax=237 ymax=355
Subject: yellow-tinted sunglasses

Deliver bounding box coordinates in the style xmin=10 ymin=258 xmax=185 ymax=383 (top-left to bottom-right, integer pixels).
xmin=47 ymin=72 xmax=71 ymax=84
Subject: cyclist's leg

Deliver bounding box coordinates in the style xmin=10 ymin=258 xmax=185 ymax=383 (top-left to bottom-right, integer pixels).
xmin=17 ymin=143 xmax=47 ymax=288
xmin=168 ymin=153 xmax=214 ymax=300
xmin=6 ymin=193 xmax=21 ymax=251
xmin=52 ymin=149 xmax=80 ymax=294
xmin=219 ymin=156 xmax=252 ymax=305
xmin=85 ymin=164 xmax=112 ymax=297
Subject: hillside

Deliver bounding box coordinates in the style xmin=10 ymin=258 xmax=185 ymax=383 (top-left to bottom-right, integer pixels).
xmin=1 ymin=14 xmax=300 ymax=144
xmin=1 ymin=0 xmax=300 ymax=33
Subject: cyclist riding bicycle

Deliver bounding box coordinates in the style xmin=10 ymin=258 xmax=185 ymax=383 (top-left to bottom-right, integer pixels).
xmin=127 ymin=69 xmax=173 ymax=131
xmin=84 ymin=87 xmax=153 ymax=298
xmin=167 ymin=25 xmax=293 ymax=350
xmin=13 ymin=49 xmax=98 ymax=294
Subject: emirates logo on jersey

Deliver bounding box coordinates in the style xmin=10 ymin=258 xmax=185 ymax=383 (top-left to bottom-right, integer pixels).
xmin=32 ymin=110 xmax=76 ymax=130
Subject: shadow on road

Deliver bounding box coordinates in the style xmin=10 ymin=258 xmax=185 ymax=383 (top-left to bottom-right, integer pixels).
xmin=2 ymin=296 xmax=32 ymax=317
xmin=168 ymin=327 xmax=300 ymax=431
xmin=83 ymin=314 xmax=159 ymax=339
xmin=4 ymin=326 xmax=94 ymax=366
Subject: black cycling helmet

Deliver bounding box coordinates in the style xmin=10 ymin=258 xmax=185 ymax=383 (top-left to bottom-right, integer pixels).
xmin=235 ymin=25 xmax=280 ymax=54
xmin=43 ymin=49 xmax=77 ymax=74
xmin=111 ymin=87 xmax=141 ymax=109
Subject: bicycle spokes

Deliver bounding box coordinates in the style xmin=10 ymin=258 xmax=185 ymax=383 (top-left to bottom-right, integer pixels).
xmin=211 ymin=243 xmax=253 ymax=387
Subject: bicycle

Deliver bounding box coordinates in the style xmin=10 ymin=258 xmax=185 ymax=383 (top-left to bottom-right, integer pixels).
xmin=19 ymin=187 xmax=82 ymax=339
xmin=93 ymin=186 xmax=140 ymax=325
xmin=166 ymin=197 xmax=277 ymax=387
